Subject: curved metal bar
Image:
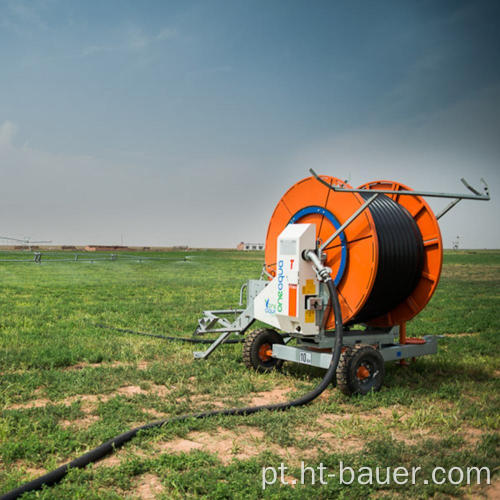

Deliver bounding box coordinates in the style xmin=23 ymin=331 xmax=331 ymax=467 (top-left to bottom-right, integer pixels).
xmin=309 ymin=169 xmax=490 ymax=201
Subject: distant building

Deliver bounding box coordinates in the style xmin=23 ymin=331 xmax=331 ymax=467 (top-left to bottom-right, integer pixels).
xmin=237 ymin=242 xmax=264 ymax=251
xmin=84 ymin=245 xmax=127 ymax=251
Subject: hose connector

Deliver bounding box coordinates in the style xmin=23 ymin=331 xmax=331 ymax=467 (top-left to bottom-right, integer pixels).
xmin=303 ymin=249 xmax=332 ymax=282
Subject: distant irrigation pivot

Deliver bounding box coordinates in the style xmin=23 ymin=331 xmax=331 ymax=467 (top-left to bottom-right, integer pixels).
xmin=0 ymin=235 xmax=53 ymax=251
xmin=0 ymin=251 xmax=192 ymax=264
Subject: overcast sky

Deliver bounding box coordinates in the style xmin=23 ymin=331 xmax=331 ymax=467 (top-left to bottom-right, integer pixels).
xmin=1 ymin=0 xmax=499 ymax=248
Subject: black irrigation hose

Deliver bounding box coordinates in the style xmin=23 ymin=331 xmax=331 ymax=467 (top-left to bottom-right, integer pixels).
xmin=352 ymin=193 xmax=424 ymax=323
xmin=94 ymin=323 xmax=245 ymax=344
xmin=2 ymin=280 xmax=343 ymax=500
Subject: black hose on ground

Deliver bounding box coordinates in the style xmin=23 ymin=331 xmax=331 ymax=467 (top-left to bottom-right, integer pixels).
xmin=94 ymin=324 xmax=245 ymax=344
xmin=2 ymin=279 xmax=343 ymax=500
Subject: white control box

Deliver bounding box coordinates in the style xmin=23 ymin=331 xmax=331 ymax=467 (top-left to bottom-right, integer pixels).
xmin=254 ymin=224 xmax=320 ymax=335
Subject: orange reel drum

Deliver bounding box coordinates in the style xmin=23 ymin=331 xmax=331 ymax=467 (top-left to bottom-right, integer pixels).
xmin=265 ymin=176 xmax=379 ymax=329
xmin=265 ymin=176 xmax=443 ymax=329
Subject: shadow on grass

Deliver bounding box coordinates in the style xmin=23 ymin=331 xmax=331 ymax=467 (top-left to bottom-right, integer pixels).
xmin=279 ymin=356 xmax=492 ymax=393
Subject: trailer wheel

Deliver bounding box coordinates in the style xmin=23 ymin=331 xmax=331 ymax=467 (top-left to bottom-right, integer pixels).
xmin=336 ymin=344 xmax=385 ymax=396
xmin=243 ymin=329 xmax=284 ymax=372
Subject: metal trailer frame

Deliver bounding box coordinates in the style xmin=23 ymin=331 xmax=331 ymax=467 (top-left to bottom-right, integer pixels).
xmin=193 ymin=279 xmax=266 ymax=359
xmin=272 ymin=327 xmax=438 ymax=369
xmin=193 ymin=277 xmax=438 ymax=364
xmin=192 ymin=174 xmax=489 ymax=367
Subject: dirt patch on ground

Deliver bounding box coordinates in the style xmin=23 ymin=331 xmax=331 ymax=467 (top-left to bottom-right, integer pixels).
xmin=62 ymin=360 xmax=151 ymax=371
xmin=317 ymin=409 xmax=401 ymax=427
xmin=154 ymin=425 xmax=304 ymax=465
xmin=167 ymin=387 xmax=292 ymax=411
xmin=246 ymin=387 xmax=292 ymax=406
xmin=155 ymin=426 xmax=265 ymax=464
xmin=304 ymin=427 xmax=366 ymax=452
xmin=143 ymin=408 xmax=168 ymax=419
xmin=92 ymin=445 xmax=149 ymax=468
xmin=24 ymin=466 xmax=46 ymax=477
xmin=94 ymin=453 xmax=122 ymax=468
xmin=442 ymin=332 xmax=480 ymax=337
xmin=314 ymin=407 xmax=442 ymax=448
xmin=9 ymin=384 xmax=171 ymax=411
xmin=390 ymin=428 xmax=441 ymax=445
xmin=117 ymin=385 xmax=148 ymax=397
xmin=9 ymin=393 xmax=104 ymax=411
xmin=465 ymin=479 xmax=500 ymax=499
xmin=12 ymin=461 xmax=47 ymax=478
xmin=9 ymin=398 xmax=52 ymax=410
xmin=315 ymin=407 xmax=485 ymax=448
xmin=182 ymin=394 xmax=227 ymax=408
xmin=1 ymin=360 xmax=152 ymax=376
xmin=461 ymin=426 xmax=486 ymax=446
xmin=485 ymin=480 xmax=500 ymax=499
xmin=59 ymin=415 xmax=99 ymax=429
xmin=133 ymin=473 xmax=164 ymax=499
xmin=310 ymin=414 xmax=372 ymax=452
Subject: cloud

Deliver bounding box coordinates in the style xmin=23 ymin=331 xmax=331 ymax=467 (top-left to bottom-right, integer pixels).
xmin=290 ymin=84 xmax=500 ymax=249
xmin=0 ymin=122 xmax=264 ymax=247
xmin=0 ymin=0 xmax=48 ymax=34
xmin=0 ymin=125 xmax=152 ymax=244
xmin=1 ymin=100 xmax=497 ymax=248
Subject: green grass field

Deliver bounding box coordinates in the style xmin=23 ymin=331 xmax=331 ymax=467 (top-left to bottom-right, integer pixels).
xmin=0 ymin=249 xmax=498 ymax=499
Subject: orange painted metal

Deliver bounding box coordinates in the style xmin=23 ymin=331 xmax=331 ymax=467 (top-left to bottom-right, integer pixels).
xmin=265 ymin=176 xmax=380 ymax=327
xmin=404 ymin=338 xmax=427 ymax=345
xmin=356 ymin=365 xmax=371 ymax=380
xmin=399 ymin=323 xmax=407 ymax=345
xmin=358 ymin=180 xmax=443 ymax=327
xmin=288 ymin=284 xmax=297 ymax=317
xmin=258 ymin=344 xmax=272 ymax=361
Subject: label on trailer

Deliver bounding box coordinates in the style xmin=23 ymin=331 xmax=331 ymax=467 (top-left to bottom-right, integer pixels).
xmin=302 ymin=279 xmax=316 ymax=295
xmin=280 ymin=239 xmax=297 ymax=255
xmin=299 ymin=351 xmax=313 ymax=365
xmin=288 ymin=284 xmax=297 ymax=317
xmin=277 ymin=259 xmax=286 ymax=314
xmin=305 ymin=309 xmax=315 ymax=323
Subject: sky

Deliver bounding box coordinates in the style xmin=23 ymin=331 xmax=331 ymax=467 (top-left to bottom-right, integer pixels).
xmin=0 ymin=0 xmax=499 ymax=248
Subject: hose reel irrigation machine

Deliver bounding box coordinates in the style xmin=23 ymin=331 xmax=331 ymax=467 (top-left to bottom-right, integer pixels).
xmin=2 ymin=170 xmax=491 ymax=499
xmin=194 ymin=169 xmax=490 ymax=395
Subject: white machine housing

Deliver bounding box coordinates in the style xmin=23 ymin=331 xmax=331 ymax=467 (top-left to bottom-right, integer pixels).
xmin=254 ymin=224 xmax=321 ymax=335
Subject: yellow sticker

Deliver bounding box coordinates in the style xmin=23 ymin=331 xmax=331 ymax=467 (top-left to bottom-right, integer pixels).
xmin=302 ymin=279 xmax=316 ymax=295
xmin=305 ymin=310 xmax=315 ymax=323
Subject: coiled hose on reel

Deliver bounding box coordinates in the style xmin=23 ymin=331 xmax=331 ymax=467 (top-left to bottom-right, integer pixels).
xmin=352 ymin=192 xmax=424 ymax=323
xmin=265 ymin=171 xmax=442 ymax=328
xmin=1 ymin=279 xmax=343 ymax=500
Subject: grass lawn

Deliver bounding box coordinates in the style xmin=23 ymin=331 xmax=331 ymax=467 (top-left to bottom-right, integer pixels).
xmin=0 ymin=249 xmax=499 ymax=499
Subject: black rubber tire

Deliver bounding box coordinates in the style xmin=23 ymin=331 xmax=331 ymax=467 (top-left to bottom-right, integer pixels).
xmin=243 ymin=328 xmax=284 ymax=372
xmin=336 ymin=344 xmax=385 ymax=396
